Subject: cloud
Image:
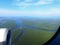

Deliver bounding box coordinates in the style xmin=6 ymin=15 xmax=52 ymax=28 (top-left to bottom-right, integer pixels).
xmin=13 ymin=0 xmax=54 ymax=7
xmin=0 ymin=8 xmax=60 ymax=17
xmin=34 ymin=0 xmax=54 ymax=5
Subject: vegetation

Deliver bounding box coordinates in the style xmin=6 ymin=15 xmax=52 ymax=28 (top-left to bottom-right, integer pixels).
xmin=0 ymin=17 xmax=59 ymax=45
xmin=11 ymin=18 xmax=59 ymax=45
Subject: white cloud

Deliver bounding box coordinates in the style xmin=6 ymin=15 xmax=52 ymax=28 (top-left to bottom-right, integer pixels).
xmin=0 ymin=8 xmax=60 ymax=17
xmin=35 ymin=0 xmax=54 ymax=5
xmin=25 ymin=0 xmax=32 ymax=2
xmin=13 ymin=0 xmax=54 ymax=7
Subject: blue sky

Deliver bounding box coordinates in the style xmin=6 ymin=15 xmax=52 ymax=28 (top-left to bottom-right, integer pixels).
xmin=0 ymin=0 xmax=60 ymax=17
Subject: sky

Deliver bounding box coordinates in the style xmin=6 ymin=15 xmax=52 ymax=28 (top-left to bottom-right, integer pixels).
xmin=0 ymin=0 xmax=60 ymax=17
xmin=0 ymin=0 xmax=60 ymax=42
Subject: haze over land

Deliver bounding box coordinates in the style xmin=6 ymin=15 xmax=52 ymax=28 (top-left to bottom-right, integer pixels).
xmin=0 ymin=16 xmax=60 ymax=45
xmin=0 ymin=0 xmax=60 ymax=45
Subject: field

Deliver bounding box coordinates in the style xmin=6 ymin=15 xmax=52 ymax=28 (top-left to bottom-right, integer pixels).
xmin=0 ymin=17 xmax=59 ymax=45
xmin=11 ymin=18 xmax=59 ymax=45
